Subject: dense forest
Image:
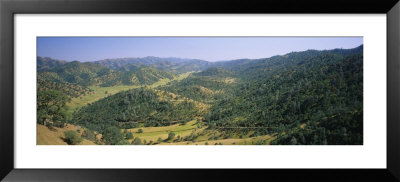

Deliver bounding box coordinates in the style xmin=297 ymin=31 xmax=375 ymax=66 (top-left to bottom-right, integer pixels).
xmin=37 ymin=45 xmax=363 ymax=145
xmin=205 ymin=50 xmax=363 ymax=144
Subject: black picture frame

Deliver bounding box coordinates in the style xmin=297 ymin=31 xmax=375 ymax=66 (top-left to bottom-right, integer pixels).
xmin=1 ymin=0 xmax=399 ymax=181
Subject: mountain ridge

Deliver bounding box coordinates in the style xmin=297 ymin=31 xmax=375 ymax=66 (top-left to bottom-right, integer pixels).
xmin=38 ymin=44 xmax=363 ymax=72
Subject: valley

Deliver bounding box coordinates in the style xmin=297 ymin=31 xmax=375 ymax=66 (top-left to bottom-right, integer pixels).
xmin=65 ymin=72 xmax=191 ymax=114
xmin=37 ymin=45 xmax=364 ymax=145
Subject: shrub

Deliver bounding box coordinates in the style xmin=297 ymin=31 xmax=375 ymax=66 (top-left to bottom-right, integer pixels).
xmin=137 ymin=129 xmax=143 ymax=133
xmin=167 ymin=132 xmax=175 ymax=140
xmin=83 ymin=129 xmax=96 ymax=141
xmin=132 ymin=137 xmax=142 ymax=145
xmin=53 ymin=121 xmax=65 ymax=128
xmin=102 ymin=126 xmax=124 ymax=145
xmin=126 ymin=132 xmax=134 ymax=139
xmin=64 ymin=130 xmax=83 ymax=145
xmin=117 ymin=140 xmax=130 ymax=145
xmin=46 ymin=124 xmax=57 ymax=132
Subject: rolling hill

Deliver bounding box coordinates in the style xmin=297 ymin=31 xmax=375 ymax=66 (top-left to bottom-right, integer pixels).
xmin=120 ymin=67 xmax=175 ymax=86
xmin=204 ymin=46 xmax=364 ymax=145
xmin=160 ymin=68 xmax=236 ymax=104
xmin=72 ymin=88 xmax=202 ymax=134
xmin=37 ymin=123 xmax=96 ymax=145
xmin=40 ymin=61 xmax=177 ymax=87
xmin=37 ymin=60 xmax=179 ymax=99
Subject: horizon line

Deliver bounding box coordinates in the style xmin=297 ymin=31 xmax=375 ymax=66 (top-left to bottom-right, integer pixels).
xmin=38 ymin=44 xmax=363 ymax=63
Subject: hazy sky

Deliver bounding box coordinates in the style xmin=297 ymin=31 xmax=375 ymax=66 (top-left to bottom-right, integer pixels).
xmin=37 ymin=37 xmax=363 ymax=62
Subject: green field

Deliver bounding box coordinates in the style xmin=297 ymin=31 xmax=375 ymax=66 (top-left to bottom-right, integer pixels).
xmin=123 ymin=119 xmax=275 ymax=145
xmin=161 ymin=135 xmax=276 ymax=145
xmin=125 ymin=119 xmax=203 ymax=143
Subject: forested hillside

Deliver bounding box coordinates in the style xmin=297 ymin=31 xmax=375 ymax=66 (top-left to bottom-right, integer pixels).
xmin=37 ymin=72 xmax=94 ymax=99
xmin=37 ymin=45 xmax=363 ymax=145
xmin=159 ymin=67 xmax=236 ymax=104
xmin=205 ymin=48 xmax=363 ymax=145
xmin=120 ymin=67 xmax=175 ymax=86
xmin=73 ymin=88 xmax=200 ymax=134
xmin=37 ymin=60 xmax=177 ymax=98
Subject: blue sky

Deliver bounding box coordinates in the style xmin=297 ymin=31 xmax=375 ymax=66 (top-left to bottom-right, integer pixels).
xmin=37 ymin=37 xmax=363 ymax=62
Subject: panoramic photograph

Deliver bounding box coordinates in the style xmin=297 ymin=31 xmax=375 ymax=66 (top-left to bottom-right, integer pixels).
xmin=36 ymin=37 xmax=363 ymax=145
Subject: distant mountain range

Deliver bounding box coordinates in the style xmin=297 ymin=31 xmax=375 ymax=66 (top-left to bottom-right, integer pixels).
xmin=38 ymin=45 xmax=363 ymax=74
xmin=37 ymin=57 xmax=68 ymax=71
xmin=93 ymin=56 xmax=212 ymax=74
